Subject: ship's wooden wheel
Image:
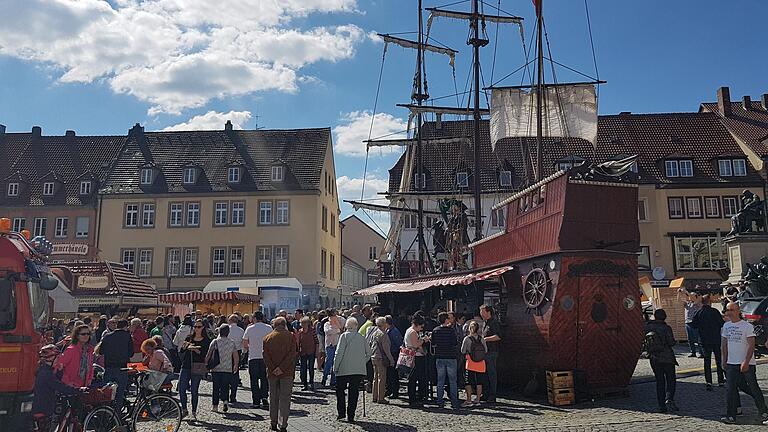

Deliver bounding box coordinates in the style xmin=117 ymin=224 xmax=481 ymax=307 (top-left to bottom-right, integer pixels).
xmin=523 ymin=268 xmax=549 ymax=309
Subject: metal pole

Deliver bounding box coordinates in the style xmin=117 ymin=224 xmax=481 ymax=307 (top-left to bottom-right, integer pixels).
xmin=471 ymin=0 xmax=483 ymax=241
xmin=535 ymin=0 xmax=544 ymax=181
xmin=416 ymin=0 xmax=427 ymax=275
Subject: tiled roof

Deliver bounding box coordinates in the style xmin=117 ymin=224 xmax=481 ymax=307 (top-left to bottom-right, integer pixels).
xmin=101 ymin=126 xmax=330 ymax=194
xmin=388 ymin=112 xmax=762 ymax=193
xmin=0 ymin=132 xmax=125 ymax=206
xmin=52 ymin=261 xmax=158 ymax=298
xmin=701 ymin=100 xmax=768 ymax=157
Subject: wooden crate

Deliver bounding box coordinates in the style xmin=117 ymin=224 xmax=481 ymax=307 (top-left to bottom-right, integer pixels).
xmin=548 ymin=388 xmax=576 ymax=406
xmin=651 ymin=287 xmax=687 ymax=342
xmin=546 ymin=370 xmax=574 ymax=390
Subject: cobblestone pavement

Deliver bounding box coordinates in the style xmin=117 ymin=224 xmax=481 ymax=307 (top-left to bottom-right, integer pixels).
xmin=177 ymin=345 xmax=768 ymax=432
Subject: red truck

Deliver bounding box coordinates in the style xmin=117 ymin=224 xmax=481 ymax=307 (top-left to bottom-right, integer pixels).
xmin=0 ymin=219 xmax=58 ymax=428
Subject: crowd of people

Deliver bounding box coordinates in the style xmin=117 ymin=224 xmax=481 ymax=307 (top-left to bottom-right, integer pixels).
xmin=646 ymin=287 xmax=768 ymax=425
xmin=35 ymin=303 xmax=503 ymax=431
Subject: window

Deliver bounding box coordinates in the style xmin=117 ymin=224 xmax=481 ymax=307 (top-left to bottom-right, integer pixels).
xmin=271 ymin=166 xmax=284 ymax=182
xmin=42 ymin=182 xmax=54 ymax=196
xmin=54 ymin=217 xmax=68 ymax=238
xmin=125 ymin=204 xmax=139 ymax=227
xmin=186 ymin=203 xmax=200 ymax=226
xmin=733 ymin=159 xmax=747 ymax=176
xmin=403 ymin=213 xmax=419 ymax=230
xmin=231 ymin=201 xmax=245 ymax=225
xmin=674 ymin=235 xmax=726 ymax=271
xmin=718 ymin=160 xmax=733 ymax=177
xmin=274 ymin=246 xmax=288 ymax=275
xmin=260 ymin=201 xmax=273 ymax=225
xmin=169 ymin=203 xmax=183 ymax=227
xmin=638 ymin=246 xmax=651 ymax=271
xmin=491 ymin=208 xmax=506 ymax=228
xmin=704 ymin=197 xmax=720 ymax=218
xmin=276 ymin=200 xmax=289 ymax=225
xmin=499 ymin=170 xmax=512 ymax=187
xmin=76 ymin=217 xmax=89 ymax=238
xmin=638 ymin=199 xmax=648 ymax=221
xmin=142 ymin=203 xmax=155 ymax=227
xmin=369 ymin=246 xmax=377 ymax=261
xmin=665 ymin=160 xmax=679 ymax=177
xmin=667 ymin=197 xmax=684 ymax=219
xmin=122 ymin=249 xmax=136 ymax=273
xmin=12 ymin=218 xmax=25 ymax=232
xmin=321 ymin=206 xmax=328 ymax=231
xmin=79 ymin=181 xmax=92 ymax=195
xmin=414 ymin=173 xmax=426 ymax=189
xmin=33 ymin=218 xmax=47 ymax=237
xmin=140 ymin=168 xmax=153 ymax=185
xmin=229 ymin=247 xmax=243 ymax=275
xmin=686 ymin=197 xmax=702 ymax=218
xmin=456 ymin=172 xmax=469 ymax=188
xmin=182 ymin=167 xmax=196 ymax=184
xmin=330 ymin=213 xmax=336 ymax=237
xmin=228 ymin=167 xmax=241 ymax=183
xmin=258 ymin=247 xmax=272 ymax=275
xmin=7 ymin=183 xmax=19 ymax=197
xmin=330 ymin=253 xmax=336 ymax=281
xmin=214 ymin=202 xmax=228 ymax=226
xmin=321 ymin=249 xmax=327 ymax=277
xmin=212 ymin=248 xmax=226 ymax=276
xmin=723 ymin=196 xmax=739 ymax=217
xmin=138 ymin=249 xmax=152 ymax=277
xmin=679 ymin=160 xmax=694 ymax=177
xmin=167 ymin=248 xmax=180 ymax=277
xmin=183 ymin=248 xmax=198 ymax=276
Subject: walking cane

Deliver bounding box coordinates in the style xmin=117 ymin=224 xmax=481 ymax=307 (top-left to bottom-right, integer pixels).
xmin=362 ymin=379 xmax=366 ymax=417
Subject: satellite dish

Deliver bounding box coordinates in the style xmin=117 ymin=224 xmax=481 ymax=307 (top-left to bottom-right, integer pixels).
xmin=652 ymin=267 xmax=666 ymax=281
xmin=319 ymin=287 xmax=329 ymax=298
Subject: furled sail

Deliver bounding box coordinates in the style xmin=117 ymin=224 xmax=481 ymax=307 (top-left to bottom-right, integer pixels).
xmin=426 ymin=8 xmax=523 ymax=24
xmin=379 ymin=34 xmax=457 ymax=66
xmin=490 ymin=84 xmax=598 ymax=149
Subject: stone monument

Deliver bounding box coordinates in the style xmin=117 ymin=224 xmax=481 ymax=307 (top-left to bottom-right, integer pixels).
xmin=725 ymin=190 xmax=768 ymax=288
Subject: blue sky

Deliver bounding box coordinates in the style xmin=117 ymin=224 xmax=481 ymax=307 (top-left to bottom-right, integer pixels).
xmin=1 ymin=0 xmax=767 ymax=233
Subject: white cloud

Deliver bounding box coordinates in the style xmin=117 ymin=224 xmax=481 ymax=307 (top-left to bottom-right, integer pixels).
xmin=333 ymin=111 xmax=408 ymax=157
xmin=162 ymin=110 xmax=252 ymax=131
xmin=337 ymin=175 xmax=391 ymax=235
xmin=0 ymin=0 xmax=364 ymax=114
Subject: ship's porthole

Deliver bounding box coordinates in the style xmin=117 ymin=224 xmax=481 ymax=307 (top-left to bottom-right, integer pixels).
xmin=560 ymin=295 xmax=574 ymax=312
xmin=623 ymin=296 xmax=636 ymax=311
xmin=591 ymin=300 xmax=608 ymax=323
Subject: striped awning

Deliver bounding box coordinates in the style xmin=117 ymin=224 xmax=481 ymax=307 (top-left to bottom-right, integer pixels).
xmin=159 ymin=291 xmax=260 ymax=304
xmin=354 ymin=265 xmax=513 ymax=296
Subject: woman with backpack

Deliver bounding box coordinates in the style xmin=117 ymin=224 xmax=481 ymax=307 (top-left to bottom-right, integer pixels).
xmin=644 ymin=309 xmax=678 ymax=413
xmin=461 ymin=320 xmax=487 ymax=407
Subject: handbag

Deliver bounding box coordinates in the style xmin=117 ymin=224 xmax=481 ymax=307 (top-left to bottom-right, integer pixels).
xmin=206 ymin=340 xmax=220 ymax=371
xmin=465 ymin=354 xmax=486 ymax=373
xmin=191 ymin=362 xmax=207 ymax=376
xmin=396 ymin=346 xmax=417 ymax=378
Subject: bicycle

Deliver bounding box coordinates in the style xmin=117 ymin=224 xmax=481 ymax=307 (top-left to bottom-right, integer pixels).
xmin=37 ymin=385 xmax=122 ymax=432
xmin=117 ymin=368 xmax=182 ymax=432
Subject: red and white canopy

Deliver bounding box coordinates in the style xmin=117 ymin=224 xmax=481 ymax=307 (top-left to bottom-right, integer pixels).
xmin=354 ymin=265 xmax=513 ymax=296
xmin=159 ymin=291 xmax=260 ymax=304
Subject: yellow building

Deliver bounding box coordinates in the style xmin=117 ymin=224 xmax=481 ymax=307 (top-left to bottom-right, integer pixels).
xmin=96 ymin=122 xmax=341 ymax=310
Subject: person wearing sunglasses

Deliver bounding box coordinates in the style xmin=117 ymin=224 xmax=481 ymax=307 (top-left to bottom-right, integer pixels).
xmin=54 ymin=323 xmax=95 ymax=389
xmin=179 ymin=319 xmax=211 ymax=419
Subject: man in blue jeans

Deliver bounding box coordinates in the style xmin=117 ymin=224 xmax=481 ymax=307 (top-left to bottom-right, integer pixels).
xmin=98 ymin=319 xmax=133 ymax=410
xmin=480 ymin=305 xmax=502 ymax=403
xmin=432 ymin=312 xmax=460 ymax=409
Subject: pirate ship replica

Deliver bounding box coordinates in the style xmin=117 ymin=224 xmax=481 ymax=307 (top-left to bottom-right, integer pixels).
xmin=349 ymin=0 xmax=643 ymax=393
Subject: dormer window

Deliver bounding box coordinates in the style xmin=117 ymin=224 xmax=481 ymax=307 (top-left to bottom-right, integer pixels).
xmin=456 ymin=172 xmax=469 ymax=188
xmin=140 ymin=168 xmax=153 ymax=185
xmin=42 ymin=182 xmax=55 ymax=196
xmin=499 ymin=170 xmax=512 ymax=187
xmin=271 ymin=165 xmax=284 ymax=182
xmin=556 ymin=155 xmax=586 ymax=171
xmin=414 ymin=173 xmax=426 ymax=189
xmin=228 ymin=166 xmax=241 ymax=184
xmin=665 ymin=159 xmax=693 ymax=178
xmin=7 ymin=183 xmax=18 ymax=197
xmin=719 ymin=159 xmax=747 ymax=177
xmin=182 ymin=167 xmax=197 ymax=185
xmin=79 ymin=180 xmax=92 ymax=195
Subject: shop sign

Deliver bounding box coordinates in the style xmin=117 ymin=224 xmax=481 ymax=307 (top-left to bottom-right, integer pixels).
xmin=122 ymin=296 xmax=160 ymax=306
xmin=78 ymin=296 xmax=119 ymax=307
xmin=52 ymin=243 xmax=89 ymax=256
xmin=78 ymin=275 xmax=109 ymax=290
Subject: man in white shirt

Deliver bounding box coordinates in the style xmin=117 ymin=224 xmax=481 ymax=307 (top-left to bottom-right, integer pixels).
xmin=721 ymin=302 xmax=768 ymax=424
xmin=322 ymin=309 xmax=344 ymax=388
xmin=227 ymin=314 xmax=246 ymax=404
xmin=243 ymin=311 xmax=274 ymax=409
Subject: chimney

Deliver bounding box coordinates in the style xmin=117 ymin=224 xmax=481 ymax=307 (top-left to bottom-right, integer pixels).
xmin=129 ymin=123 xmax=144 ymax=139
xmin=761 ymin=94 xmax=768 ymax=111
xmin=65 ymin=130 xmax=76 ymax=137
xmin=743 ymin=95 xmax=752 ymax=110
xmin=224 ymin=120 xmax=233 ymax=131
xmin=435 ymin=113 xmax=442 ymax=130
xmin=31 ymin=126 xmax=42 ymax=137
xmin=0 ymin=124 xmax=5 ymax=135
xmin=717 ymin=86 xmax=731 ymax=116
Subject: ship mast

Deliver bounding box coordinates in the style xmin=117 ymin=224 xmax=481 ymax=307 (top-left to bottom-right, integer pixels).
xmin=535 ymin=0 xmax=544 ymax=181
xmin=415 ymin=0 xmax=427 ymax=275
xmin=470 ymin=0 xmax=485 ymax=241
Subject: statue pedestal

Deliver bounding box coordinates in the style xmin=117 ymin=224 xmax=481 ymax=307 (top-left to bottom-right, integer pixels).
xmin=724 ymin=234 xmax=768 ymax=285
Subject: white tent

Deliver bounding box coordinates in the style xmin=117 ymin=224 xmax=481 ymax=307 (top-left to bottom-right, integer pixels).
xmin=48 ymin=275 xmax=79 ymax=314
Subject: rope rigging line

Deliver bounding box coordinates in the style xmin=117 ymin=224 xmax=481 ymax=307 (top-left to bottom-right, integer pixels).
xmin=360 ymin=43 xmax=389 ymax=202
xmin=584 ymin=0 xmax=600 ymax=100
xmin=489 ymin=0 xmax=501 ymax=84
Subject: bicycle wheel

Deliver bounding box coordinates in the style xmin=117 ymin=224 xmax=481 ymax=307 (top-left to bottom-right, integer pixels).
xmin=131 ymin=394 xmax=182 ymax=432
xmin=83 ymin=405 xmax=122 ymax=432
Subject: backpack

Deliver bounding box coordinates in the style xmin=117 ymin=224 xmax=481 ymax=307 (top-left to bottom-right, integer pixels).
xmin=469 ymin=336 xmax=486 ymax=362
xmin=644 ymin=330 xmax=665 ymax=355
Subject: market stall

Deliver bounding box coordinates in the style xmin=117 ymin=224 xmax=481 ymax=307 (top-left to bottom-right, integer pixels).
xmin=159 ymin=291 xmax=260 ymax=317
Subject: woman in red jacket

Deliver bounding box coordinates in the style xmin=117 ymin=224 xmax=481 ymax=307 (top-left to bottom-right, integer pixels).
xmin=54 ymin=324 xmax=95 ymax=388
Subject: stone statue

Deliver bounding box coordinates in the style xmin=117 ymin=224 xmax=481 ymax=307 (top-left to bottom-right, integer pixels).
xmin=728 ymin=190 xmax=765 ymax=236
xmin=744 ymin=256 xmax=768 ymax=296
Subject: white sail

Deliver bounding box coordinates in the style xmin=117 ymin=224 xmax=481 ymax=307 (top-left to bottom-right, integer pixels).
xmin=490 ymin=84 xmax=597 ymax=149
